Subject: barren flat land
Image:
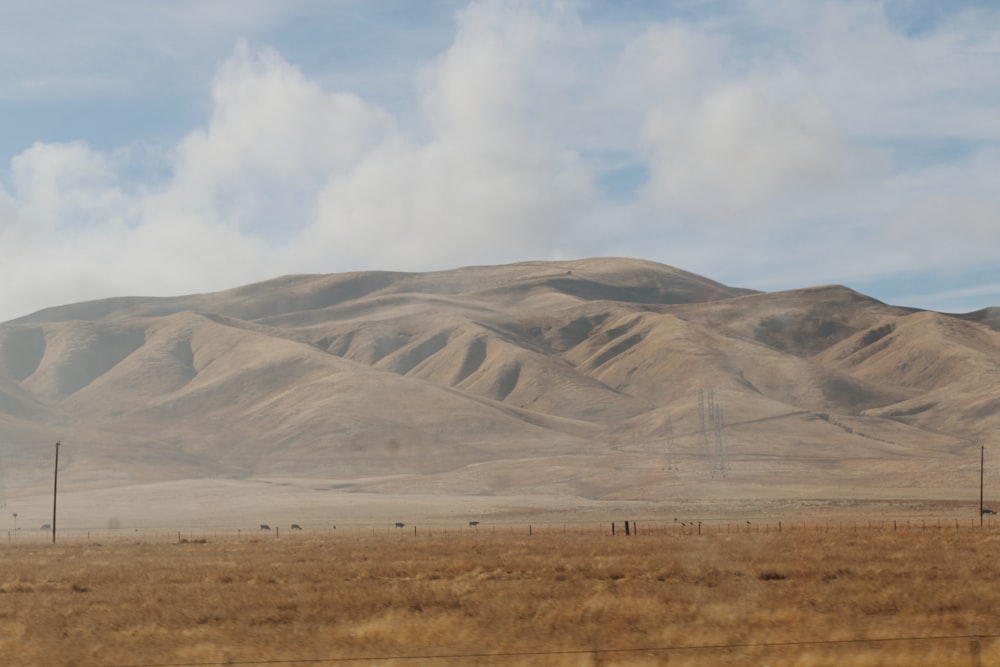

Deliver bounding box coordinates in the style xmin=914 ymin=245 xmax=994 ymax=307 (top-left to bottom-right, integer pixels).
xmin=5 ymin=477 xmax=991 ymax=539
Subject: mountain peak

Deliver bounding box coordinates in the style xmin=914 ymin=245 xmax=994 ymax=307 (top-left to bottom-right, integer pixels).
xmin=1 ymin=258 xmax=995 ymax=507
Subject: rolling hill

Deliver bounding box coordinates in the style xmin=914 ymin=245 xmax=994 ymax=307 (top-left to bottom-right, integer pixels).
xmin=0 ymin=258 xmax=996 ymax=512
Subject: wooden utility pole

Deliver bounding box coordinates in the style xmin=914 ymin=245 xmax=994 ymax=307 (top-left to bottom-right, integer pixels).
xmin=52 ymin=441 xmax=60 ymax=543
xmin=981 ymin=445 xmax=985 ymax=527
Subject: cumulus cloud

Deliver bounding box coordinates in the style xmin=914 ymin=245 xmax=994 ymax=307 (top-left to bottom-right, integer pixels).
xmin=0 ymin=142 xmax=135 ymax=317
xmin=808 ymin=2 xmax=1000 ymax=140
xmin=0 ymin=1 xmax=597 ymax=319
xmin=9 ymin=141 xmax=127 ymax=230
xmin=1 ymin=0 xmax=999 ymax=321
xmin=167 ymin=41 xmax=393 ymax=238
xmin=297 ymin=1 xmax=594 ymax=269
xmin=603 ymin=2 xmax=999 ymax=298
xmin=638 ymin=79 xmax=883 ymax=223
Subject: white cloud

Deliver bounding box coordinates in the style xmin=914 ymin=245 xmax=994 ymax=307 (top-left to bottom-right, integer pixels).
xmin=8 ymin=141 xmax=128 ymax=231
xmin=295 ymin=0 xmax=596 ymax=269
xmin=593 ymin=1 xmax=999 ymax=302
xmin=1 ymin=0 xmax=1000 ymax=321
xmin=168 ymin=41 xmax=392 ymax=237
xmin=0 ymin=2 xmax=599 ymax=320
xmin=807 ymin=2 xmax=1000 ymax=140
xmin=638 ymin=79 xmax=884 ymax=223
xmin=614 ymin=13 xmax=893 ymax=228
xmin=302 ymin=135 xmax=592 ymax=269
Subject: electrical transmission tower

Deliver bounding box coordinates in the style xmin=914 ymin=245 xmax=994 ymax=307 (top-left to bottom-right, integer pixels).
xmin=712 ymin=403 xmax=729 ymax=478
xmin=698 ymin=389 xmax=710 ymax=473
xmin=664 ymin=412 xmax=677 ymax=470
xmin=699 ymin=388 xmax=729 ymax=478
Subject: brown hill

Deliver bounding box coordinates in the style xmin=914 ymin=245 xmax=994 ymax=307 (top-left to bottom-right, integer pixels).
xmin=0 ymin=258 xmax=996 ymax=516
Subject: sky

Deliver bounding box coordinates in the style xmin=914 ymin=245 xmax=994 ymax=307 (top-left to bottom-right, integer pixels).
xmin=1 ymin=0 xmax=999 ymax=322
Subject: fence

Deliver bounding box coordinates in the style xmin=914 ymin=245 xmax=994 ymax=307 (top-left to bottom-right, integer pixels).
xmin=5 ymin=515 xmax=1000 ymax=544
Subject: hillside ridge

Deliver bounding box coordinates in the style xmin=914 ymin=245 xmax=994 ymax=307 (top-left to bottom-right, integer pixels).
xmin=1 ymin=258 xmax=995 ymax=502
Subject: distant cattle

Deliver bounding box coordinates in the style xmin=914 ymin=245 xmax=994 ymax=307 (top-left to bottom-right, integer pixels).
xmin=983 ymin=509 xmax=997 ymax=515
xmin=259 ymin=524 xmax=271 ymax=531
xmin=395 ymin=522 xmax=405 ymax=528
xmin=469 ymin=521 xmax=480 ymax=527
xmin=40 ymin=524 xmax=51 ymax=531
xmin=291 ymin=524 xmax=302 ymax=530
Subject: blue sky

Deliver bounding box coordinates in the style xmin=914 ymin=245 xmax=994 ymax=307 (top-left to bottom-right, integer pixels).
xmin=1 ymin=0 xmax=999 ymax=321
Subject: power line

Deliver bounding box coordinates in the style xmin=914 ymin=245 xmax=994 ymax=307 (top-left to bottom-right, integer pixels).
xmin=100 ymin=632 xmax=1000 ymax=667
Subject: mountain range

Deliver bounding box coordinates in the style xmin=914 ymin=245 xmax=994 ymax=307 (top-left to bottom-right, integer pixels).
xmin=2 ymin=258 xmax=999 ymax=504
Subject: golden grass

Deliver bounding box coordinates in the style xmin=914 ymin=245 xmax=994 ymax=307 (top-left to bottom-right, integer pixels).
xmin=2 ymin=526 xmax=1000 ymax=666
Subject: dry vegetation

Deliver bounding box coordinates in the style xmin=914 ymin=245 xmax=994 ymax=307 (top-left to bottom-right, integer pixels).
xmin=3 ymin=526 xmax=1000 ymax=666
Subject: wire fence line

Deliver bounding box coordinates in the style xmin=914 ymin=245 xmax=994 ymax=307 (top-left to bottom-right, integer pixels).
xmin=0 ymin=517 xmax=1000 ymax=543
xmin=5 ymin=514 xmax=1000 ymax=544
xmin=98 ymin=632 xmax=1000 ymax=667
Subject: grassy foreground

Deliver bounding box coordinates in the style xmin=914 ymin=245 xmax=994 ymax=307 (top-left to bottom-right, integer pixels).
xmin=2 ymin=526 xmax=1000 ymax=666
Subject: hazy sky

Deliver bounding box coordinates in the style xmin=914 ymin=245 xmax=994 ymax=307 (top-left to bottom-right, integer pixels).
xmin=1 ymin=0 xmax=999 ymax=321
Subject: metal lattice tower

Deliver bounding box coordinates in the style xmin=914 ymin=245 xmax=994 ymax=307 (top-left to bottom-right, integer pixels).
xmin=698 ymin=388 xmax=730 ymax=478
xmin=698 ymin=390 xmax=713 ymax=474
xmin=665 ymin=412 xmax=677 ymax=470
xmin=713 ymin=404 xmax=729 ymax=478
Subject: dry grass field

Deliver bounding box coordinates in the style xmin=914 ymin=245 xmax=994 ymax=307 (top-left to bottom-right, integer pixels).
xmin=3 ymin=524 xmax=1000 ymax=666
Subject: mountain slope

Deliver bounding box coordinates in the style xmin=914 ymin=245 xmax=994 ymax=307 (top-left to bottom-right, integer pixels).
xmin=0 ymin=258 xmax=995 ymax=500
